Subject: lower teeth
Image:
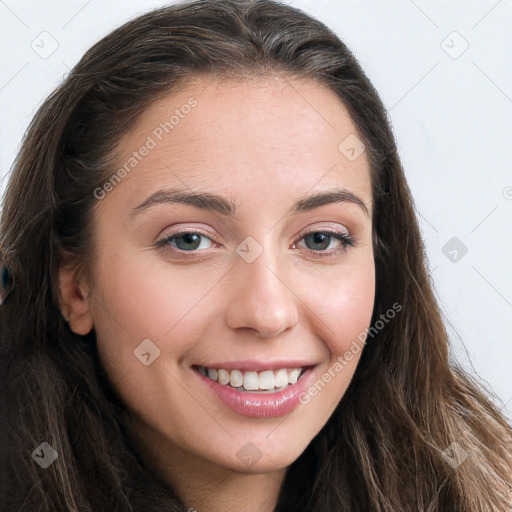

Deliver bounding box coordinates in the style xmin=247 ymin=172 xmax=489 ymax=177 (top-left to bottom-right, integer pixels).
xmin=234 ymin=386 xmax=289 ymax=393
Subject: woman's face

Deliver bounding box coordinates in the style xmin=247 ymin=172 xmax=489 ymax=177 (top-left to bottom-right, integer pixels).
xmin=67 ymin=76 xmax=375 ymax=473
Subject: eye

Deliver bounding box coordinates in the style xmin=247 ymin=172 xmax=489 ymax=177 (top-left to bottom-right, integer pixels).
xmin=156 ymin=228 xmax=355 ymax=256
xmin=294 ymin=230 xmax=354 ymax=255
xmin=156 ymin=231 xmax=214 ymax=251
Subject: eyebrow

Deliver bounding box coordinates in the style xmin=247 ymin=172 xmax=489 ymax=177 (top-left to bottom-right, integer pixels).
xmin=132 ymin=187 xmax=370 ymax=217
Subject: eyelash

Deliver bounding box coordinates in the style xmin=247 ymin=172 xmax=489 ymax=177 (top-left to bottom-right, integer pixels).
xmin=156 ymin=228 xmax=355 ymax=258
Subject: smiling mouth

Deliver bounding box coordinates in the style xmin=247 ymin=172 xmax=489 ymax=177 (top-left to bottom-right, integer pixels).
xmin=194 ymin=365 xmax=309 ymax=393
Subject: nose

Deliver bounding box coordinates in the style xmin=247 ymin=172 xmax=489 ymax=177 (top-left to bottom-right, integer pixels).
xmin=224 ymin=250 xmax=299 ymax=338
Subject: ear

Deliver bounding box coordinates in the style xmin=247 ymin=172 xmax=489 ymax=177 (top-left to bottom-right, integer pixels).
xmin=57 ymin=265 xmax=94 ymax=335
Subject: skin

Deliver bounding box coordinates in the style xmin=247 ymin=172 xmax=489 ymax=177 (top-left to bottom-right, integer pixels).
xmin=59 ymin=75 xmax=375 ymax=512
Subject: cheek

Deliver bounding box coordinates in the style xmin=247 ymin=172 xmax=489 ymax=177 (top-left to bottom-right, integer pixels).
xmin=294 ymin=264 xmax=375 ymax=414
xmin=304 ymin=259 xmax=376 ymax=357
xmin=89 ymin=251 xmax=220 ymax=372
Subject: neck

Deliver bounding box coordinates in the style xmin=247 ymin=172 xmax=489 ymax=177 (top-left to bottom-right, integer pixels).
xmin=126 ymin=417 xmax=287 ymax=512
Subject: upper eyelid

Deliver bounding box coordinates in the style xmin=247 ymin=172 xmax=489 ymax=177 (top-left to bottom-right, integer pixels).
xmin=157 ymin=226 xmax=352 ymax=248
xmin=158 ymin=220 xmax=350 ymax=239
xmin=156 ymin=227 xmax=216 ymax=246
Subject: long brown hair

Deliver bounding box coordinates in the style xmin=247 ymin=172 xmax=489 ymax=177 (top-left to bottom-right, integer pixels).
xmin=1 ymin=1 xmax=511 ymax=510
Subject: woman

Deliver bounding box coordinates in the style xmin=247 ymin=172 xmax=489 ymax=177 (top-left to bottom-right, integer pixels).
xmin=1 ymin=0 xmax=511 ymax=510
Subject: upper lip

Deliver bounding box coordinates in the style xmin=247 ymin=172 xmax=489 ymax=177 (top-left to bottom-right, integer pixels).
xmin=194 ymin=360 xmax=317 ymax=372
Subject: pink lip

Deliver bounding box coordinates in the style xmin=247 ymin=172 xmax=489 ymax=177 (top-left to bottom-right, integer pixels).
xmin=197 ymin=360 xmax=314 ymax=372
xmin=194 ymin=365 xmax=317 ymax=418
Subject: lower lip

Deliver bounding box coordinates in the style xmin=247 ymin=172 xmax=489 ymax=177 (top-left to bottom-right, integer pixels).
xmin=194 ymin=366 xmax=316 ymax=418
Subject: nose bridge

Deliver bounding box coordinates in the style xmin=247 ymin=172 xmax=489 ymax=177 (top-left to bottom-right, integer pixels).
xmin=224 ymin=239 xmax=299 ymax=338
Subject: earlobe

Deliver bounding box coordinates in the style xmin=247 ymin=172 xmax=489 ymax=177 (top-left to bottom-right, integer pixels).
xmin=57 ymin=265 xmax=94 ymax=335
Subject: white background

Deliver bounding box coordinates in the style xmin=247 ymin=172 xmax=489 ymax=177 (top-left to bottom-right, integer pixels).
xmin=1 ymin=0 xmax=511 ymax=421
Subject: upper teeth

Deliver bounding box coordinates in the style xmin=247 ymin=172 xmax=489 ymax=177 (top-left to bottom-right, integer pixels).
xmin=198 ymin=366 xmax=304 ymax=392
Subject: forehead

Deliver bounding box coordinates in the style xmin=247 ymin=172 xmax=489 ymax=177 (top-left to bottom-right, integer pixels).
xmin=110 ymin=75 xmax=372 ymax=213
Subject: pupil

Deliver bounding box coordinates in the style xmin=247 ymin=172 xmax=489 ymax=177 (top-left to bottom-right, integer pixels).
xmin=178 ymin=233 xmax=201 ymax=250
xmin=306 ymin=233 xmax=330 ymax=250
